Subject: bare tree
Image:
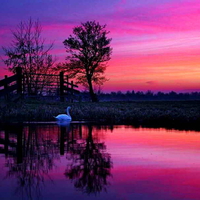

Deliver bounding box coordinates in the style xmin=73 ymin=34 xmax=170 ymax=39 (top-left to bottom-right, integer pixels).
xmin=59 ymin=21 xmax=112 ymax=102
xmin=2 ymin=18 xmax=56 ymax=95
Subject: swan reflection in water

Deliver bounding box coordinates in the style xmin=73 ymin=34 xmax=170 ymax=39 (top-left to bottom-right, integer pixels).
xmin=56 ymin=120 xmax=71 ymax=127
xmin=1 ymin=123 xmax=112 ymax=199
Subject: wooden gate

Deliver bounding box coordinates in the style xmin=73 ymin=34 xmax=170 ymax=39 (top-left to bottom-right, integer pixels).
xmin=0 ymin=67 xmax=79 ymax=102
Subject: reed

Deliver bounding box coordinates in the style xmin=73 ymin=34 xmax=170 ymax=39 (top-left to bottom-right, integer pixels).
xmin=0 ymin=100 xmax=200 ymax=130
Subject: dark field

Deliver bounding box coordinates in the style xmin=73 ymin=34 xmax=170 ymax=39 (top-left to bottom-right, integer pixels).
xmin=0 ymin=100 xmax=200 ymax=130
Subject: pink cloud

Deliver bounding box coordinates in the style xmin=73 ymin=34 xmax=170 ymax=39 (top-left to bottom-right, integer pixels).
xmin=107 ymin=0 xmax=200 ymax=36
xmin=146 ymin=81 xmax=157 ymax=85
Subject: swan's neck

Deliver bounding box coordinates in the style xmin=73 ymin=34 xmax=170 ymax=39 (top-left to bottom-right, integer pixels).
xmin=66 ymin=107 xmax=71 ymax=117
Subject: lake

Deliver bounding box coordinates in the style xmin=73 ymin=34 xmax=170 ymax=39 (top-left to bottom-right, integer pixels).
xmin=0 ymin=123 xmax=200 ymax=200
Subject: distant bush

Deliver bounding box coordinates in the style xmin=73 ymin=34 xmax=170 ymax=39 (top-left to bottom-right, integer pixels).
xmin=96 ymin=90 xmax=200 ymax=101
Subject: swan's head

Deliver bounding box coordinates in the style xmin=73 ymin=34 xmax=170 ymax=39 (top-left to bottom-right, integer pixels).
xmin=66 ymin=106 xmax=71 ymax=114
xmin=66 ymin=106 xmax=71 ymax=110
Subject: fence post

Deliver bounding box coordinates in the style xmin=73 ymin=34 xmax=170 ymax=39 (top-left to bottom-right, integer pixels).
xmin=71 ymin=81 xmax=74 ymax=102
xmin=66 ymin=76 xmax=69 ymax=90
xmin=16 ymin=67 xmax=22 ymax=96
xmin=60 ymin=72 xmax=64 ymax=102
xmin=4 ymin=75 xmax=8 ymax=101
xmin=66 ymin=75 xmax=69 ymax=100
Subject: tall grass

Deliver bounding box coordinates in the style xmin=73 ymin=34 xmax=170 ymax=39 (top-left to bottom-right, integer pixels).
xmin=0 ymin=99 xmax=200 ymax=130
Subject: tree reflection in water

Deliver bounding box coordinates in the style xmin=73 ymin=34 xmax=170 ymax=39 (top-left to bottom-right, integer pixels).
xmin=65 ymin=125 xmax=112 ymax=195
xmin=1 ymin=123 xmax=112 ymax=199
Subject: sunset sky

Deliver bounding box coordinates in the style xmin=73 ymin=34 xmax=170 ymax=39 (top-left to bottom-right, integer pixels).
xmin=1 ymin=0 xmax=200 ymax=92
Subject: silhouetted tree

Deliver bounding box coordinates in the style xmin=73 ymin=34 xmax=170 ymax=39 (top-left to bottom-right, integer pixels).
xmin=61 ymin=21 xmax=112 ymax=102
xmin=145 ymin=90 xmax=154 ymax=99
xmin=2 ymin=18 xmax=56 ymax=95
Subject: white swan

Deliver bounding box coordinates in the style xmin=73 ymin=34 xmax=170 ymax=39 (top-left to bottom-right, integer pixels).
xmin=55 ymin=106 xmax=72 ymax=121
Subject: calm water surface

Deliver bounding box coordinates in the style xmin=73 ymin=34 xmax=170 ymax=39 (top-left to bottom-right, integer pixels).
xmin=0 ymin=123 xmax=200 ymax=200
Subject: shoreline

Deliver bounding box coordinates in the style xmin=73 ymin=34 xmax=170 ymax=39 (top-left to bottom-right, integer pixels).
xmin=0 ymin=100 xmax=200 ymax=131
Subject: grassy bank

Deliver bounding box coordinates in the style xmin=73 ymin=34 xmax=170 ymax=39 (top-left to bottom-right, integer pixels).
xmin=1 ymin=99 xmax=200 ymax=130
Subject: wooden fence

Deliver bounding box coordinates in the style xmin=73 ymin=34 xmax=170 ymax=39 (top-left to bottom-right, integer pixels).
xmin=0 ymin=67 xmax=79 ymax=102
xmin=59 ymin=72 xmax=80 ymax=102
xmin=0 ymin=67 xmax=22 ymax=101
